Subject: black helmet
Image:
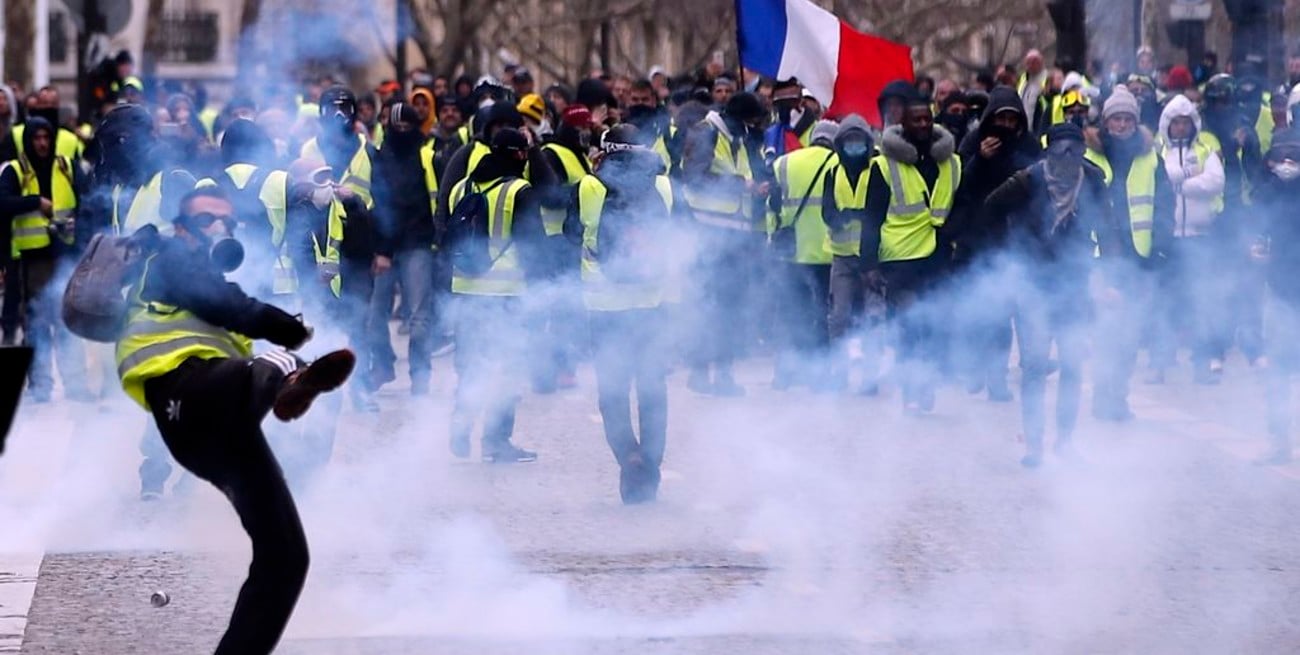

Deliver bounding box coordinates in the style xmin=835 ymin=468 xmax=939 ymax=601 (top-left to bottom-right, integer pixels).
xmin=319 ymin=85 xmax=357 ymax=119
xmin=724 ymin=92 xmax=766 ymax=123
xmin=1203 ymin=74 xmax=1235 ymax=104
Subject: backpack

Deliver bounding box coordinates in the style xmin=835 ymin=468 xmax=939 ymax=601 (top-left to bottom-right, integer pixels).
xmin=62 ymin=226 xmax=160 ymax=342
xmin=217 ymin=167 xmax=273 ymax=245
xmin=593 ymin=178 xmax=668 ymax=283
xmin=447 ymin=178 xmax=510 ymax=276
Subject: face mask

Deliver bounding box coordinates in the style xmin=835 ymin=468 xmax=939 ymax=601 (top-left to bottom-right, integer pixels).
xmin=311 ymin=185 xmax=334 ymax=209
xmin=1272 ymin=160 xmax=1300 ymax=181
xmin=1067 ymin=113 xmax=1087 ymax=128
xmin=842 ymin=140 xmax=869 ymax=158
xmin=938 ymin=113 xmax=966 ymax=134
xmin=986 ymin=124 xmax=1018 ymax=144
xmin=787 ymin=107 xmax=805 ymax=128
xmin=210 ymin=235 xmax=244 ymax=272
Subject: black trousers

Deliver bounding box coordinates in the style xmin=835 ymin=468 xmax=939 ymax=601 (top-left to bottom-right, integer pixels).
xmin=451 ymin=295 xmax=525 ymax=449
xmin=143 ymin=356 xmax=307 ymax=655
xmin=591 ymin=309 xmax=669 ymax=469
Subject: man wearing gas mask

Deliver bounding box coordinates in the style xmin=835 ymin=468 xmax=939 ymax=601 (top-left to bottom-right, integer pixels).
xmin=117 ymin=185 xmax=354 ymax=655
xmin=300 ymin=86 xmax=387 ymax=411
xmin=953 ymin=85 xmax=1041 ymax=403
xmin=985 ymin=122 xmax=1116 ymax=468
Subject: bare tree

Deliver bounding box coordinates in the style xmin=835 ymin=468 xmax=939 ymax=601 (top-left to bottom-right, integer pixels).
xmin=4 ymin=0 xmax=34 ymax=89
xmin=140 ymin=0 xmax=166 ymax=80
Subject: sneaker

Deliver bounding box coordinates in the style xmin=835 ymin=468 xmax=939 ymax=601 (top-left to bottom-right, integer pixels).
xmin=620 ymin=453 xmax=661 ymax=505
xmin=273 ymin=349 xmax=356 ymax=421
xmin=687 ymin=370 xmax=712 ymax=395
xmin=140 ymin=490 xmax=163 ymax=502
xmin=1020 ymin=445 xmax=1044 ymax=469
xmin=1209 ymin=358 xmax=1224 ymax=374
xmin=482 ymin=443 xmax=538 ymax=464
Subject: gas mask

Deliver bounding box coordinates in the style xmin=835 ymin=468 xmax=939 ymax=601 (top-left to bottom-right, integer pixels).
xmin=1045 ymin=139 xmax=1085 ymax=178
xmin=841 ymin=138 xmax=870 ymax=159
xmin=210 ymin=235 xmax=245 ymax=272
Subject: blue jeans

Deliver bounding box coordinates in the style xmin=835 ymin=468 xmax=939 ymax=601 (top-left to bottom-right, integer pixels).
xmin=369 ymin=247 xmax=436 ymax=383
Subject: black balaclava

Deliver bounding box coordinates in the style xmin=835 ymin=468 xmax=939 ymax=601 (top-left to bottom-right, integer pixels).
xmin=220 ymin=118 xmax=274 ymax=168
xmin=97 ymin=104 xmax=157 ymax=186
xmin=384 ymin=102 xmax=425 ymax=157
xmin=319 ymin=85 xmax=358 ymax=141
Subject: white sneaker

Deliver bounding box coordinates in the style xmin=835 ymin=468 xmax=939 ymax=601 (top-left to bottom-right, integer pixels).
xmin=1209 ymin=358 xmax=1224 ymax=373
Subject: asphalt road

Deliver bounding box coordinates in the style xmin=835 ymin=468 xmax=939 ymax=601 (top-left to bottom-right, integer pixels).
xmin=4 ymin=345 xmax=1300 ymax=654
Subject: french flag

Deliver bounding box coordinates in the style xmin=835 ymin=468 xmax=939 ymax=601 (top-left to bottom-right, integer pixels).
xmin=736 ymin=0 xmax=914 ymax=127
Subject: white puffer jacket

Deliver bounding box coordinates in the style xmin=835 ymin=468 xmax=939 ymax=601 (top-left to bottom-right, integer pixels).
xmin=1158 ymin=94 xmax=1225 ymax=237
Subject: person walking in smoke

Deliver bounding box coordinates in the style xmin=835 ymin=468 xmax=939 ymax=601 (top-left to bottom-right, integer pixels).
xmin=115 ymin=186 xmax=354 ymax=654
xmin=1252 ymin=128 xmax=1300 ymax=465
xmin=575 ymin=124 xmax=676 ymax=503
xmin=985 ymin=123 xmax=1116 ymax=467
xmin=446 ymin=128 xmax=543 ymax=464
xmin=861 ymin=87 xmax=961 ymax=414
xmin=953 ymin=85 xmax=1040 ymax=403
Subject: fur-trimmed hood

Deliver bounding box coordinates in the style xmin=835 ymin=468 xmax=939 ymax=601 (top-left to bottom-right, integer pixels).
xmin=878 ymin=124 xmax=955 ymax=164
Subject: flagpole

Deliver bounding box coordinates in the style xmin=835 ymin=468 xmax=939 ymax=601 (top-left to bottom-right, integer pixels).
xmin=734 ymin=0 xmax=747 ymax=90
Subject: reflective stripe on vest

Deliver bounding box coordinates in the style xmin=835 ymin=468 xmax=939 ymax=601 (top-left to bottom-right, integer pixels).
xmin=828 ymin=165 xmax=868 ymax=257
xmin=577 ymin=174 xmax=673 ymax=311
xmin=683 ymin=129 xmax=755 ymax=230
xmin=5 ymin=156 xmax=77 ymax=255
xmin=541 ymin=143 xmax=591 ymax=237
xmin=772 ymin=147 xmax=835 ymax=265
xmin=872 ymin=153 xmax=960 ymax=262
xmin=115 ymin=258 xmax=254 ymax=409
xmin=449 ymin=177 xmax=529 ymax=296
xmin=421 ymin=143 xmax=440 ymax=218
xmin=1085 ymin=147 xmax=1159 ymax=257
xmin=301 ymin=136 xmax=373 ymax=207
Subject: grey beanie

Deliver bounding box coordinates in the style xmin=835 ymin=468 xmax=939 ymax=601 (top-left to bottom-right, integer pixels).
xmin=1103 ymin=87 xmax=1139 ymax=121
xmin=810 ymin=119 xmax=839 ymax=146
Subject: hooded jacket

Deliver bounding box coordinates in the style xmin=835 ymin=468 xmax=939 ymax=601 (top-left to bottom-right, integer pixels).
xmin=411 ymin=88 xmax=438 ymax=136
xmin=1157 ymin=95 xmax=1225 ymax=237
xmin=374 ymin=125 xmax=434 ymax=252
xmin=861 ymin=123 xmax=957 ymax=268
xmin=0 ymin=118 xmax=79 ymax=259
xmin=955 ymin=86 xmax=1041 ymax=256
xmin=820 ymin=114 xmax=873 ymax=230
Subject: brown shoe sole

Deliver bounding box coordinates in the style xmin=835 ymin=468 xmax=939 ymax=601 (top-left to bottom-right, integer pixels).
xmin=273 ymin=349 xmax=356 ymax=421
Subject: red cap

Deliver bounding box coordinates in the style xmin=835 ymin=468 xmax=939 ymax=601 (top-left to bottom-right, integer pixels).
xmin=562 ymin=105 xmax=593 ymax=128
xmin=1166 ymin=66 xmax=1193 ymax=91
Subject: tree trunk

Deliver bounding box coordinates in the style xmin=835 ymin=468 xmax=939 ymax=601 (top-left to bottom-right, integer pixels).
xmin=141 ymin=0 xmax=166 ymax=80
xmin=4 ymin=0 xmax=33 ymax=90
xmin=236 ymin=0 xmax=263 ymax=83
xmin=1046 ymin=0 xmax=1087 ymax=71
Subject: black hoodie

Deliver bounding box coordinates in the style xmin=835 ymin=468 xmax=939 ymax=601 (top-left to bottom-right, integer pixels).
xmin=374 ymin=126 xmax=435 ymax=252
xmin=0 ymin=118 xmax=76 ymax=259
xmin=953 ymin=86 xmax=1040 ymax=257
xmin=820 ymin=114 xmax=873 ymax=232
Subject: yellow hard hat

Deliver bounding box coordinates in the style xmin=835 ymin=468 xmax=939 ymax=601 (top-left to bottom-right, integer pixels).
xmin=517 ymin=93 xmax=545 ymax=123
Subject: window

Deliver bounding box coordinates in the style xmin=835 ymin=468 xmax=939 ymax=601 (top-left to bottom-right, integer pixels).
xmin=49 ymin=11 xmax=69 ymax=64
xmin=159 ymin=11 xmax=220 ymax=63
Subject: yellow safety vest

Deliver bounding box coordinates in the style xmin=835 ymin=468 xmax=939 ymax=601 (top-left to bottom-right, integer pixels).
xmin=770 ymin=146 xmax=835 ymax=265
xmin=1255 ymin=102 xmax=1274 ymax=154
xmin=541 ymin=143 xmax=590 ymax=236
xmin=1085 ymin=147 xmax=1158 ymax=257
xmin=112 ymin=173 xmax=169 ymax=236
xmin=4 ymin=156 xmax=76 ymax=257
xmin=12 ymin=125 xmax=84 ymax=162
xmin=448 ymin=176 xmax=530 ymax=296
xmin=577 ymin=174 xmax=674 ymax=311
xmin=420 ymin=142 xmax=440 ymax=221
xmin=300 ymin=135 xmax=373 ymax=208
xmin=871 ymin=153 xmax=960 ymax=263
xmin=115 ymin=255 xmax=253 ymax=409
xmin=682 ymin=127 xmax=756 ymax=231
xmin=827 ymin=164 xmax=869 ymax=258
xmin=196 ymin=164 xmax=296 ymax=295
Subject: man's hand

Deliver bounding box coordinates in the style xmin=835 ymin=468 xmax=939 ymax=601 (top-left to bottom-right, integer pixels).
xmin=979 ymin=137 xmax=1001 ymax=159
xmin=288 ymin=325 xmax=314 ymax=351
xmin=372 ymin=254 xmax=393 ymax=276
xmin=38 ymin=198 xmax=53 ymax=218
